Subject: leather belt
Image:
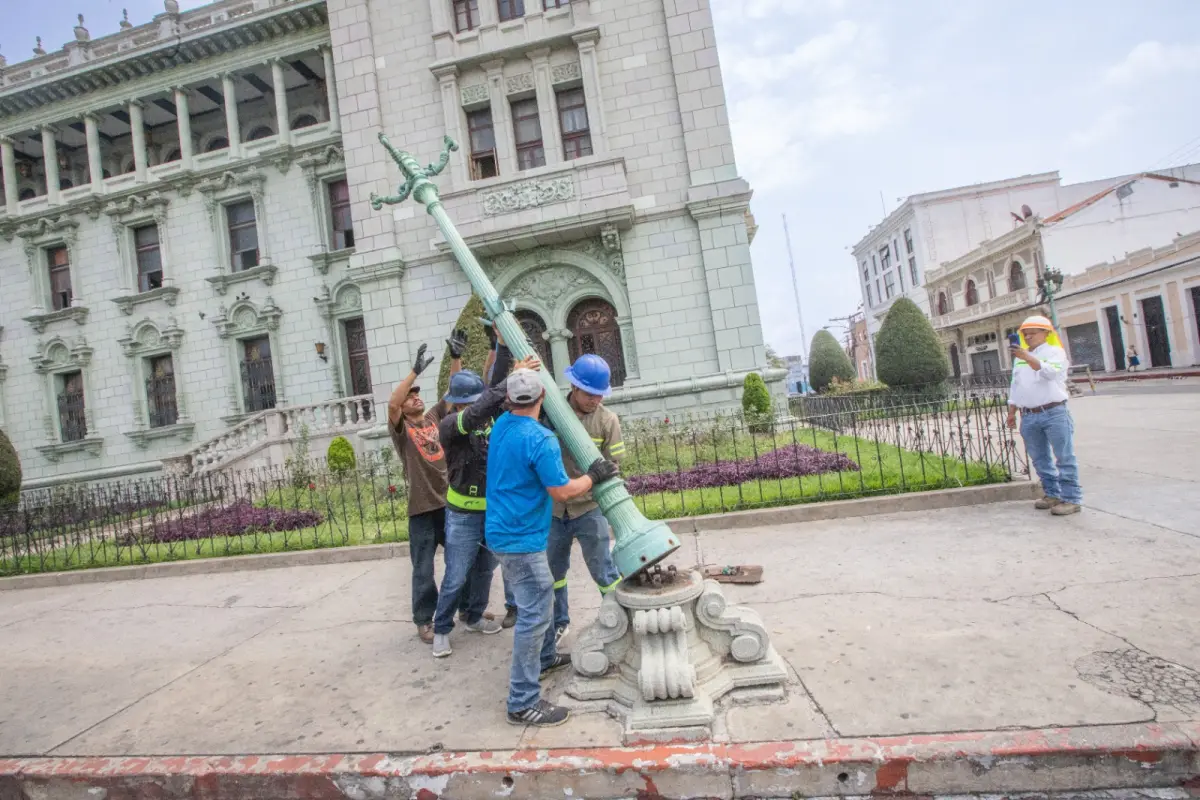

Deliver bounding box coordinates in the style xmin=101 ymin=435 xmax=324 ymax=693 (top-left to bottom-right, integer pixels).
xmin=1021 ymin=400 xmax=1066 ymax=414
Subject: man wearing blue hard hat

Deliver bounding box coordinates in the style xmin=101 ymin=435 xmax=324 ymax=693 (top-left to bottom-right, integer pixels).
xmin=547 ymin=353 xmax=626 ymax=644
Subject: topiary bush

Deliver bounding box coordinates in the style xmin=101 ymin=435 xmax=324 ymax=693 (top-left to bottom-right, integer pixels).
xmin=808 ymin=330 xmax=855 ymax=393
xmin=741 ymin=372 xmax=772 ymax=432
xmin=0 ymin=427 xmax=20 ymax=510
xmin=875 ymin=296 xmax=950 ymax=387
xmin=437 ymin=294 xmax=493 ymax=398
xmin=326 ymin=436 xmax=357 ymax=475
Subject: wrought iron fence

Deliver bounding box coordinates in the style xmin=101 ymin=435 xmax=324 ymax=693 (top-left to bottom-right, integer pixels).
xmin=1 ymin=397 xmax=1025 ymax=578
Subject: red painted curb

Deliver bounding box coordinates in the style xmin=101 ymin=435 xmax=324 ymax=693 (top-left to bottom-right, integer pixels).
xmin=1 ymin=722 xmax=1197 ymax=799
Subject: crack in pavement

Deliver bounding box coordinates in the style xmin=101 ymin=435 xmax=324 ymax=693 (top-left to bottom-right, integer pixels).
xmin=43 ymin=564 xmax=380 ymax=756
xmin=777 ymin=650 xmax=840 ymax=738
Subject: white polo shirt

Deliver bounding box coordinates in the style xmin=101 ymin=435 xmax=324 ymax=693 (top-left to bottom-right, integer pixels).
xmin=1008 ymin=343 xmax=1070 ymax=409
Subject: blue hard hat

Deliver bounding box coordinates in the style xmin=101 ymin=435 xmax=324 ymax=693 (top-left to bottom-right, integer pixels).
xmin=564 ymin=353 xmax=612 ymax=397
xmin=444 ymin=370 xmax=485 ymax=404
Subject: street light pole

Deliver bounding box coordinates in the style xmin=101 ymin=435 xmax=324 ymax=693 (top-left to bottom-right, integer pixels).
xmin=782 ymin=214 xmax=808 ymax=360
xmin=370 ymin=133 xmax=679 ymax=579
xmin=1037 ymin=266 xmax=1065 ymax=329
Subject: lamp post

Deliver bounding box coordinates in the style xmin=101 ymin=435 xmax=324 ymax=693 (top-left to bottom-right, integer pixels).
xmin=370 ymin=133 xmax=679 ymax=579
xmin=1037 ymin=266 xmax=1065 ymax=329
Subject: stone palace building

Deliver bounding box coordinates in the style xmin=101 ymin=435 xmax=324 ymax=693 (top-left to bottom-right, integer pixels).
xmin=0 ymin=0 xmax=775 ymax=487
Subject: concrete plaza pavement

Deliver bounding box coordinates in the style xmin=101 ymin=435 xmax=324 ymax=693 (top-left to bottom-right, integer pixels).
xmin=1 ymin=387 xmax=1198 ymax=760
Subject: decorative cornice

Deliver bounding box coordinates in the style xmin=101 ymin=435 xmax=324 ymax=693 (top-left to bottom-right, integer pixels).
xmin=125 ymin=422 xmax=195 ymax=449
xmin=103 ymin=191 xmax=170 ymax=219
xmin=460 ymin=83 xmax=489 ymax=106
xmin=15 ymin=215 xmax=79 ymax=245
xmin=309 ymin=248 xmax=353 ymax=276
xmin=347 ymin=258 xmax=405 ymax=284
xmin=550 ymin=61 xmax=582 ymax=85
xmin=117 ymin=316 xmax=185 ymax=356
xmin=36 ymin=437 xmax=103 ymax=461
xmin=112 ymin=286 xmax=181 ymax=315
xmin=211 ymin=296 xmax=282 ymax=338
xmin=24 ymin=305 xmax=89 ymax=334
xmin=205 ymin=263 xmax=277 ymax=296
xmin=30 ymin=335 xmax=93 ymax=373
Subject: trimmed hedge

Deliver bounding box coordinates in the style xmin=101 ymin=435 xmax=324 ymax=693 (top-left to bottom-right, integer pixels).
xmin=0 ymin=427 xmax=20 ymax=509
xmin=326 ymin=436 xmax=357 ymax=474
xmin=809 ymin=329 xmax=855 ymax=393
xmin=437 ymin=295 xmax=493 ymax=398
xmin=875 ymin=297 xmax=949 ymax=387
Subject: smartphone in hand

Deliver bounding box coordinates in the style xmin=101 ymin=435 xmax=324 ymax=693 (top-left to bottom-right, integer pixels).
xmin=1007 ymin=333 xmax=1022 ymax=348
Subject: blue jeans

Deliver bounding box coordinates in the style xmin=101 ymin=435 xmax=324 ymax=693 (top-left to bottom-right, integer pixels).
xmin=432 ymin=510 xmax=497 ymax=635
xmin=408 ymin=508 xmax=474 ymax=626
xmin=1020 ymin=404 xmax=1082 ymax=504
xmin=495 ymin=551 xmax=557 ymax=713
xmin=548 ymin=508 xmax=621 ymax=631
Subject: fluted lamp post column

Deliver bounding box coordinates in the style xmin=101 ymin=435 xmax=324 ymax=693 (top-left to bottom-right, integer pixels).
xmin=370 ymin=133 xmax=678 ymax=579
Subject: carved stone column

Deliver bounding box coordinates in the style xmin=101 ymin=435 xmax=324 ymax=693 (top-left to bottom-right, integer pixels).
xmin=221 ymin=73 xmax=242 ymax=157
xmin=270 ymin=59 xmax=291 ymax=146
xmin=617 ymin=317 xmax=639 ymax=380
xmin=568 ymin=568 xmax=788 ymax=743
xmin=527 ymin=48 xmax=562 ymax=167
xmin=544 ymin=328 xmax=573 ymax=387
xmin=174 ymin=86 xmax=194 ymax=169
xmin=1 ymin=136 xmax=18 ymax=211
xmin=41 ymin=126 xmax=61 ymax=203
xmin=434 ymin=65 xmax=466 ymax=188
xmin=320 ymin=46 xmax=341 ymax=133
xmin=84 ymin=113 xmax=104 ymax=189
xmin=128 ymin=100 xmax=148 ymax=181
xmin=483 ymin=59 xmax=515 ymax=177
xmin=573 ymin=30 xmax=606 ymax=155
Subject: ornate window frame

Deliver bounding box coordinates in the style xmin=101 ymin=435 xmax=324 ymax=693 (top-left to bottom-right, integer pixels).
xmin=17 ymin=216 xmax=89 ymax=332
xmin=30 ymin=335 xmax=102 ymax=461
xmin=210 ymin=297 xmax=286 ymax=423
xmin=314 ymin=280 xmax=365 ymax=397
xmin=198 ymin=169 xmax=277 ymax=295
xmin=117 ymin=316 xmax=195 ymax=448
xmin=104 ymin=191 xmax=181 ymax=314
xmin=299 ymin=145 xmax=354 ymax=275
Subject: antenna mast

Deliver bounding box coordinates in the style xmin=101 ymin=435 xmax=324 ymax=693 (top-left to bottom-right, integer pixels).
xmin=782 ymin=213 xmax=808 ymax=361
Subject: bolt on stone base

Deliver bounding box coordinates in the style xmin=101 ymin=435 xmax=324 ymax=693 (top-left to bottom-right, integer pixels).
xmin=566 ymin=567 xmax=788 ymax=743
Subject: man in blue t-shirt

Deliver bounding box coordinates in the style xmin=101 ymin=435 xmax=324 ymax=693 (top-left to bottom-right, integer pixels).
xmin=486 ymin=368 xmax=619 ymax=727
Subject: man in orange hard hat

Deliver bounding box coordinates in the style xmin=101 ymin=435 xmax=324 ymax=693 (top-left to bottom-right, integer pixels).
xmin=1006 ymin=315 xmax=1082 ymax=515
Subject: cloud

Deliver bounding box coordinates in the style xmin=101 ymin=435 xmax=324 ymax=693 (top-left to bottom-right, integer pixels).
xmin=1104 ymin=40 xmax=1200 ymax=87
xmin=1068 ymin=105 xmax=1133 ymax=148
xmin=716 ymin=0 xmax=847 ymax=23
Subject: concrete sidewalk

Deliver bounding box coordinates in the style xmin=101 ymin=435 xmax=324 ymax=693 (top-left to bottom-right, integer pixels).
xmin=0 ymin=389 xmax=1197 ymax=796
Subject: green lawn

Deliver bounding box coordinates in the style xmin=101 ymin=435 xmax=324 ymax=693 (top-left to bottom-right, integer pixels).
xmin=2 ymin=421 xmax=1013 ymax=577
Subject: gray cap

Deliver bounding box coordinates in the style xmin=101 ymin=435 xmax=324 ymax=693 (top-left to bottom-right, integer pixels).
xmin=506 ymin=368 xmax=544 ymax=404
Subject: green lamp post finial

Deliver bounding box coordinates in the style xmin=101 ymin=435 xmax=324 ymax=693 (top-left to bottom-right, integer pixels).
xmin=372 ymin=132 xmax=679 ymax=579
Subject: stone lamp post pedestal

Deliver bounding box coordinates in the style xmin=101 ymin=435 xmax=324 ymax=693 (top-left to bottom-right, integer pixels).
xmin=568 ymin=567 xmax=788 ymax=742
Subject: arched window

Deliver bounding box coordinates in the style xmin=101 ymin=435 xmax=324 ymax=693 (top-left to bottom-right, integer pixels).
xmin=937 ymin=291 xmax=949 ymax=316
xmin=205 ymin=137 xmax=229 ymax=153
xmin=1008 ymin=261 xmax=1026 ymax=292
xmin=965 ymin=280 xmax=979 ymax=306
xmin=567 ymin=298 xmax=626 ymax=388
xmin=515 ymin=309 xmax=554 ymax=375
xmin=247 ymin=126 xmax=274 ymax=141
xmin=292 ymin=114 xmax=319 ymax=130
xmin=164 ymin=149 xmax=182 ymax=163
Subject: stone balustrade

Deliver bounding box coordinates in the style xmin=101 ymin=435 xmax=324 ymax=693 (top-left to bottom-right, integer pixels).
xmin=185 ymin=394 xmax=376 ymax=474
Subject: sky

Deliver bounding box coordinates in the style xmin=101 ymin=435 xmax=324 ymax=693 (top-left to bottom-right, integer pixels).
xmin=8 ymin=0 xmax=1200 ymax=359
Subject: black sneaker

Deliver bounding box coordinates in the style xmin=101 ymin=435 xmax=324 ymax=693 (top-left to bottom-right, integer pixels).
xmin=540 ymin=653 xmax=571 ymax=679
xmin=507 ymin=698 xmax=570 ymax=727
xmin=501 ymin=607 xmax=518 ymax=629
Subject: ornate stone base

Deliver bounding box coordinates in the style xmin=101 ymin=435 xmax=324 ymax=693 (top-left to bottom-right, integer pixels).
xmin=566 ymin=568 xmax=788 ymax=741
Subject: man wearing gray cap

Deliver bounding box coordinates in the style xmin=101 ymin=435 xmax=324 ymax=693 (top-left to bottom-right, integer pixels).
xmin=486 ymin=368 xmax=620 ymax=727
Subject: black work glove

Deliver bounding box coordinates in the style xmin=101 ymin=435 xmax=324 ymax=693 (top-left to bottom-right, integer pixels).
xmin=586 ymin=458 xmax=619 ymax=485
xmin=483 ymin=321 xmax=497 ymax=348
xmin=446 ymin=328 xmax=468 ymax=360
xmin=412 ymin=343 xmax=434 ymax=376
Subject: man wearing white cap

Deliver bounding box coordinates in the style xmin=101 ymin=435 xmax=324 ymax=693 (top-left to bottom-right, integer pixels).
xmin=1006 ymin=315 xmax=1082 ymax=515
xmin=486 ymin=368 xmax=620 ymax=726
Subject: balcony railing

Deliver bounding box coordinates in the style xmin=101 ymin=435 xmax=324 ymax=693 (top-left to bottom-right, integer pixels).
xmin=933 ymin=286 xmax=1037 ymax=328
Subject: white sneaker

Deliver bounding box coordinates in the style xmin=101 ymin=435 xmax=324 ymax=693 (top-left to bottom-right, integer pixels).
xmin=463 ymin=617 xmax=503 ymax=635
xmin=432 ymin=633 xmax=452 ymax=658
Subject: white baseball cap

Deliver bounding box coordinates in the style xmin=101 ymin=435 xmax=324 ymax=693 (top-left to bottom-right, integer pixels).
xmin=506 ymin=369 xmax=544 ymax=404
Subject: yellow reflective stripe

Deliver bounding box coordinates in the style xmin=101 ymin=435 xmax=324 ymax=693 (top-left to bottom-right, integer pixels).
xmin=1013 ymin=359 xmax=1028 ymax=367
xmin=553 ymin=578 xmax=568 ymax=590
xmin=599 ymin=577 xmax=622 ymax=594
xmin=609 ymin=442 xmax=626 ymax=455
xmin=456 ymin=411 xmax=468 ymax=435
xmin=446 ymin=486 xmax=486 ymax=511
xmin=590 ymin=437 xmax=604 ymax=444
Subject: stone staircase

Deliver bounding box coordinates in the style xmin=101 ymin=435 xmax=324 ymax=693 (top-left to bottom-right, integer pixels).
xmin=168 ymin=395 xmax=378 ymax=475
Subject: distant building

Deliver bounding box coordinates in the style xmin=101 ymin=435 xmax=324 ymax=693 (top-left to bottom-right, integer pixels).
xmin=783 ymin=354 xmax=808 ymax=395
xmin=922 ymin=173 xmax=1200 ymax=375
